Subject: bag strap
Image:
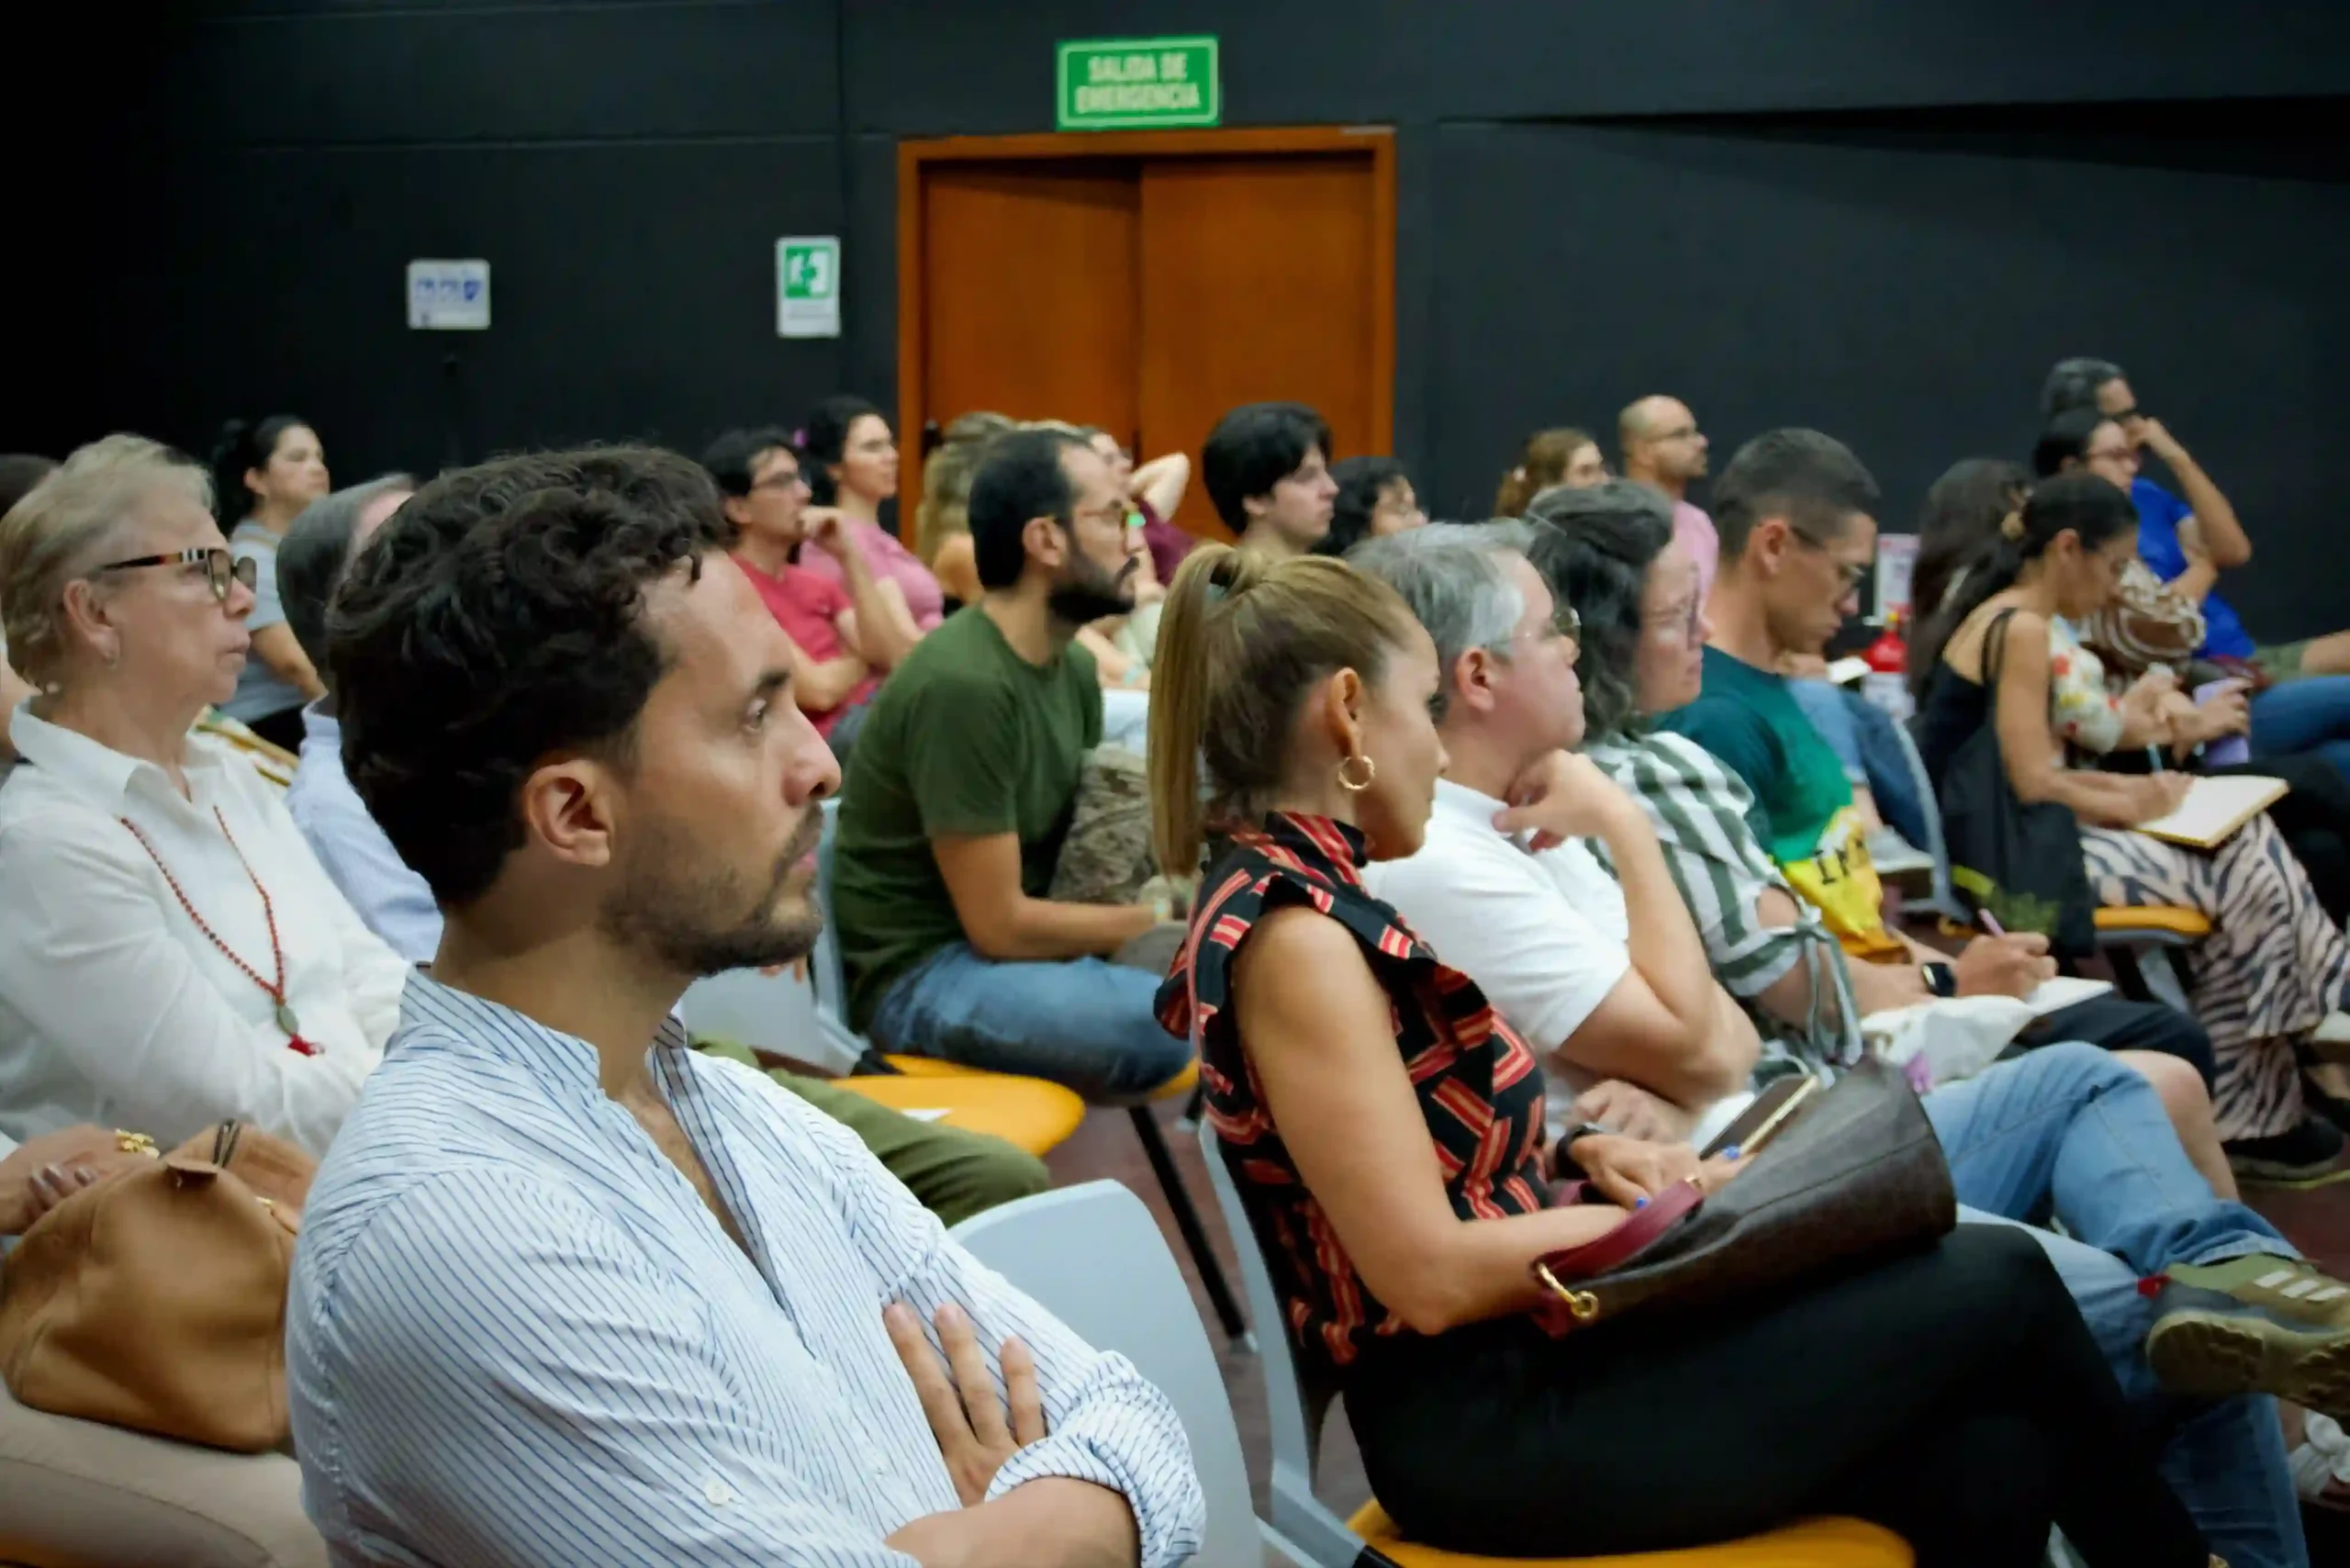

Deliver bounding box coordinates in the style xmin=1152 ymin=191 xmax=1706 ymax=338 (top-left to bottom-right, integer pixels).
xmin=1979 ymin=606 xmax=2022 ymax=689
xmin=1531 ymin=1175 xmax=1705 ymax=1287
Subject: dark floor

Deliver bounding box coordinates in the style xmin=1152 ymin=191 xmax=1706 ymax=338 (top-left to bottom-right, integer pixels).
xmin=1054 ymin=1094 xmax=2350 ymax=1550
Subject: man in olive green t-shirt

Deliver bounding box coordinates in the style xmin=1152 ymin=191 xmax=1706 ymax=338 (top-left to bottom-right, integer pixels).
xmin=832 ymin=429 xmax=1192 ymax=1101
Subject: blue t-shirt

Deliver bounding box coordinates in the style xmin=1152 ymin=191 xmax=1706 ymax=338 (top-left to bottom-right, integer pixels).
xmin=2132 ymin=476 xmax=2253 ymax=659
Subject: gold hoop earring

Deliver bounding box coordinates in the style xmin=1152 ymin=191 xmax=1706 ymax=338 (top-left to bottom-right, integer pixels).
xmin=1337 ymin=753 xmax=1377 ymax=792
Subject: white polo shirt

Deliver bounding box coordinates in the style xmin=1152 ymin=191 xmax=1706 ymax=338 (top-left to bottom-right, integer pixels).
xmin=1366 ymin=778 xmax=1632 ymax=1067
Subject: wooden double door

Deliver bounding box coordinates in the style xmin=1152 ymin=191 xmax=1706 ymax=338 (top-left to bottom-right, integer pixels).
xmin=898 ymin=127 xmax=1395 ymax=542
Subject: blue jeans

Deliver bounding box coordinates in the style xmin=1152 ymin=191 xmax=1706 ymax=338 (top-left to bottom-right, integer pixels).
xmin=1928 ymin=1043 xmax=2305 ymax=1568
xmin=2250 ymin=675 xmax=2350 ymax=787
xmin=1787 ymin=678 xmax=1931 ymax=851
xmin=867 ymin=942 xmax=1193 ymax=1103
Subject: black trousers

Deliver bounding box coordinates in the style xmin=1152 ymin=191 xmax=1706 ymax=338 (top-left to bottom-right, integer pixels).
xmin=2021 ymin=990 xmax=2217 ymax=1086
xmin=1343 ymin=1226 xmax=2203 ymax=1567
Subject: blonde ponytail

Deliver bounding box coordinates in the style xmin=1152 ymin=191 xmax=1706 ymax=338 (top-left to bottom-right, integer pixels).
xmin=1147 ymin=543 xmax=1417 ymax=877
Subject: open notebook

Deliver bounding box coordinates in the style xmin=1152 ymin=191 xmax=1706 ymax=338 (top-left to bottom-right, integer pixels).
xmin=2134 ymin=774 xmax=2288 ymax=849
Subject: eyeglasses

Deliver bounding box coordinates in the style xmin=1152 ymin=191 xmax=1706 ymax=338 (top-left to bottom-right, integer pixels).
xmin=2084 ymin=444 xmax=2138 ymax=466
xmin=93 ymin=547 xmax=255 ymax=602
xmin=1505 ymin=602 xmax=1581 ymax=651
xmin=1647 ymin=594 xmax=1704 ymax=644
xmin=1792 ymin=534 xmax=1869 ymax=595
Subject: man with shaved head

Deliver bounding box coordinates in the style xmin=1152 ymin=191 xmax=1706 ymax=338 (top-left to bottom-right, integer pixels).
xmin=1620 ymin=394 xmax=1719 ymax=599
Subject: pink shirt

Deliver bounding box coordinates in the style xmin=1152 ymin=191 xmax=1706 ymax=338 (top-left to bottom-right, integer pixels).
xmin=796 ymin=520 xmax=946 ymax=632
xmin=734 ymin=555 xmax=880 ymax=737
xmin=1673 ymin=499 xmax=1720 ymax=602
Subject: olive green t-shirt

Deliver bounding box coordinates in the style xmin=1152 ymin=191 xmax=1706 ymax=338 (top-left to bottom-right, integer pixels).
xmin=834 ymin=605 xmax=1102 ymax=1030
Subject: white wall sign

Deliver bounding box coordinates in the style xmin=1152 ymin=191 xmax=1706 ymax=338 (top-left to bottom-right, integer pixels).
xmin=407 ymin=259 xmax=491 ymax=330
xmin=776 ymin=236 xmax=841 ymax=339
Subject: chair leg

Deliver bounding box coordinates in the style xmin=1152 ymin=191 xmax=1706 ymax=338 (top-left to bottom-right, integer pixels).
xmin=2107 ymin=946 xmax=2154 ymax=1004
xmin=1128 ymin=1104 xmax=1249 ymax=1341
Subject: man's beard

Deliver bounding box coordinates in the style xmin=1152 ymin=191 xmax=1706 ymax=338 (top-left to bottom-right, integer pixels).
xmin=1047 ymin=554 xmax=1137 ymax=627
xmin=600 ymin=810 xmax=825 ymax=978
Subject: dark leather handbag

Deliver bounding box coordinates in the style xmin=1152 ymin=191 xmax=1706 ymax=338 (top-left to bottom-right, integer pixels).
xmin=1529 ymin=1057 xmax=1955 ymax=1330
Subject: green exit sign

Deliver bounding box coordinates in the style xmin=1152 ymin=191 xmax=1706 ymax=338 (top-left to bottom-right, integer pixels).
xmin=1057 ymin=36 xmax=1220 ymax=130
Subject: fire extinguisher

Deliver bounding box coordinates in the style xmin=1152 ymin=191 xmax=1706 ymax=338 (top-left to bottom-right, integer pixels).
xmin=1862 ymin=610 xmax=1911 ymax=722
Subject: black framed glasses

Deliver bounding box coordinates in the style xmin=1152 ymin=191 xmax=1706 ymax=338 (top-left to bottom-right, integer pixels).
xmin=94 ymin=547 xmax=255 ymax=602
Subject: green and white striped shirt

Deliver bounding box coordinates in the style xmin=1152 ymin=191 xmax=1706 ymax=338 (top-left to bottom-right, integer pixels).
xmin=1583 ymin=730 xmax=1863 ymax=1079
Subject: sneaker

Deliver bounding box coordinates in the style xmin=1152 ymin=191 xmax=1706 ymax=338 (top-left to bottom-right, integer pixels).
xmin=2225 ymin=1115 xmax=2348 ymax=1183
xmin=2145 ymin=1253 xmax=2350 ymax=1422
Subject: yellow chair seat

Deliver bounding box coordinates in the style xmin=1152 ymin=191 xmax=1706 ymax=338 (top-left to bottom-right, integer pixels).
xmin=2094 ymin=904 xmax=2211 ymax=939
xmin=886 ymin=1053 xmax=1200 ymax=1101
xmin=1149 ymin=1057 xmax=1199 ymax=1100
xmin=835 ymin=1072 xmax=1086 ymax=1157
xmin=1347 ymin=1503 xmax=1910 ymax=1567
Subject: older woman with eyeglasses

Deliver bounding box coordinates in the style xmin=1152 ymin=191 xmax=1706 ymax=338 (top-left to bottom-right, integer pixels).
xmin=0 ymin=434 xmax=406 ymax=1158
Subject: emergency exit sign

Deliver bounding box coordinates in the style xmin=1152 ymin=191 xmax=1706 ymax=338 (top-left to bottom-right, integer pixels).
xmin=1057 ymin=37 xmax=1221 ymax=130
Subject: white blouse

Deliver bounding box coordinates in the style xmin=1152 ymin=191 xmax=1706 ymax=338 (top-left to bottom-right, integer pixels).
xmin=0 ymin=706 xmax=408 ymax=1155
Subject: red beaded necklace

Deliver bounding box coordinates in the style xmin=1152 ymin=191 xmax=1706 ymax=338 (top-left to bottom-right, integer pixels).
xmin=120 ymin=808 xmax=320 ymax=1057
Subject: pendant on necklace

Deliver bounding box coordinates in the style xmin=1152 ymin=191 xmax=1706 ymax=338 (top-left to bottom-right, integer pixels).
xmin=276 ymin=1000 xmax=303 ymax=1038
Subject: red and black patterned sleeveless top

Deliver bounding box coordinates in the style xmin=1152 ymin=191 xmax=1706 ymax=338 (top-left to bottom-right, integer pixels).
xmin=1156 ymin=812 xmax=1557 ymax=1370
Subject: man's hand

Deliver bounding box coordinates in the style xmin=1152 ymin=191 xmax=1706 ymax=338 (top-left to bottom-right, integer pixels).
xmin=2133 ymin=416 xmax=2188 ymax=466
xmin=1572 ymin=1080 xmax=1696 ymax=1145
xmin=0 ymin=1125 xmax=152 ymax=1236
xmin=1953 ymin=933 xmax=2056 ymax=1001
xmin=1493 ymin=750 xmax=1643 ymax=852
xmin=804 ymin=506 xmax=856 ymax=563
xmin=885 ymin=1301 xmax=1045 ymax=1507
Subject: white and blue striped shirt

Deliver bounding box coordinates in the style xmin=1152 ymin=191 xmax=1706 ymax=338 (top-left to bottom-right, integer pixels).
xmin=288 ymin=973 xmax=1203 ymax=1566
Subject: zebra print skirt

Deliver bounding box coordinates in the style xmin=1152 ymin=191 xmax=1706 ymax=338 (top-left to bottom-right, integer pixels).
xmin=2081 ymin=813 xmax=2350 ymax=1141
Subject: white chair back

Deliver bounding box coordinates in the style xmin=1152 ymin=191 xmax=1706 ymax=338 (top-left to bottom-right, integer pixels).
xmin=952 ymin=1182 xmax=1270 ymax=1568
xmin=1197 ymin=1123 xmax=1365 ymax=1568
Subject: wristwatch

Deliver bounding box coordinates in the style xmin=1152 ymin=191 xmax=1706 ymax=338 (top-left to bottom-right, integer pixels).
xmin=1921 ymin=961 xmax=1959 ymax=999
xmin=1555 ymin=1121 xmax=1614 ymax=1181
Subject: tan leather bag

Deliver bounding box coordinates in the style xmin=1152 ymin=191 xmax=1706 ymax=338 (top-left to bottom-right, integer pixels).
xmin=0 ymin=1122 xmax=313 ymax=1452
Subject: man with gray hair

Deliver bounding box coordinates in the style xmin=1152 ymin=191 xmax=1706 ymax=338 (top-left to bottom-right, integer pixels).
xmin=1349 ymin=522 xmax=1762 ymax=1148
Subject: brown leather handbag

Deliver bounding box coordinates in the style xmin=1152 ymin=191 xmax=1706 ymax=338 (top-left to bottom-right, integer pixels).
xmin=1531 ymin=1057 xmax=1956 ymax=1329
xmin=0 ymin=1121 xmax=314 ymax=1452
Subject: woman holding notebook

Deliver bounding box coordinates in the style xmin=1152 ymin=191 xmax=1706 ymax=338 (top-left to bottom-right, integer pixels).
xmin=1912 ymin=472 xmax=2350 ymax=1180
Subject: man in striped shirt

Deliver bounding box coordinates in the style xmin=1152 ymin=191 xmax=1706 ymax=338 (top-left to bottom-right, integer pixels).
xmin=290 ymin=448 xmax=1202 ymax=1567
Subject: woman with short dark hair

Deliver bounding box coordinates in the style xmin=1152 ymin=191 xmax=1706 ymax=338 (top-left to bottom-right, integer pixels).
xmin=795 ymin=395 xmax=946 ymax=637
xmin=1313 ymin=455 xmax=1424 ymax=558
xmin=212 ymin=415 xmax=331 ymax=749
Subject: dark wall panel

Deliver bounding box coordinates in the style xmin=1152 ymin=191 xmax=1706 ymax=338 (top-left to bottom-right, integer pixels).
xmin=1426 ymin=117 xmax=2347 ymax=637
xmin=12 ymin=0 xmax=2346 ymax=633
xmin=164 ymin=1 xmax=838 ymax=145
xmin=118 ymin=139 xmax=845 ymax=482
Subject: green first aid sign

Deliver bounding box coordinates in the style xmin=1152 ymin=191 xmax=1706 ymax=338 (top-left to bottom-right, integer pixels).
xmin=1057 ymin=37 xmax=1221 ymax=130
xmin=776 ymin=237 xmax=841 ymax=339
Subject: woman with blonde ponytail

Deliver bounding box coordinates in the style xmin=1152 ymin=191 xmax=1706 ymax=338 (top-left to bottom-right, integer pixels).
xmin=1148 ymin=547 xmax=2209 ymax=1564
